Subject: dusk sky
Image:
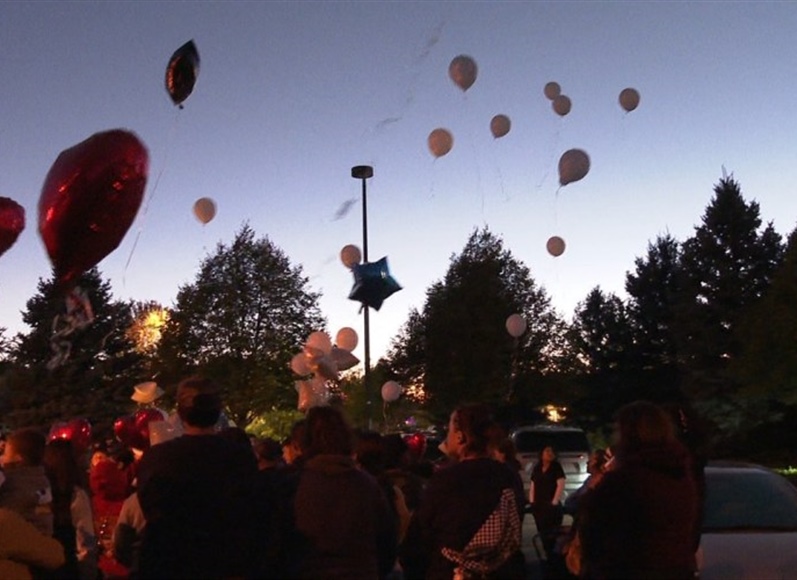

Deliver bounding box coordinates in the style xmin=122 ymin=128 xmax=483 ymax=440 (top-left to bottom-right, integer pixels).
xmin=3 ymin=2 xmax=797 ymax=363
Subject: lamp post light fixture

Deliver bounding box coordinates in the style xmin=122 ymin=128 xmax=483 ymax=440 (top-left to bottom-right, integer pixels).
xmin=351 ymin=165 xmax=374 ymax=427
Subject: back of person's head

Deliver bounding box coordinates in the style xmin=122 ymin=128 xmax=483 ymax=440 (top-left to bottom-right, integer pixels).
xmin=7 ymin=428 xmax=46 ymax=466
xmin=304 ymin=406 xmax=354 ymax=457
xmin=176 ymin=376 xmax=223 ymax=428
xmin=615 ymin=400 xmax=676 ymax=452
xmin=382 ymin=433 xmax=409 ymax=469
xmin=219 ymin=426 xmax=252 ymax=450
xmin=354 ymin=430 xmax=385 ymax=476
xmin=453 ymin=403 xmax=495 ymax=456
xmin=44 ymin=438 xmax=84 ymax=492
xmin=254 ymin=437 xmax=283 ymax=463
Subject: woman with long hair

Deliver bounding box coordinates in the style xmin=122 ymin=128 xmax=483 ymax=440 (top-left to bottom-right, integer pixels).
xmin=43 ymin=438 xmax=98 ymax=580
xmin=529 ymin=444 xmax=566 ymax=560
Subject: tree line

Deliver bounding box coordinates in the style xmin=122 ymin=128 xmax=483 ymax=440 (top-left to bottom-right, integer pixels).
xmin=1 ymin=177 xmax=795 ymax=460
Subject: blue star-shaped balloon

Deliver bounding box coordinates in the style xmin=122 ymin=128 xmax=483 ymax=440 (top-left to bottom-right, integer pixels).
xmin=348 ymin=256 xmax=402 ymax=311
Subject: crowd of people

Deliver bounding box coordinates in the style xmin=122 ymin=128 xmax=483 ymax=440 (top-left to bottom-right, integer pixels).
xmin=0 ymin=375 xmax=704 ymax=580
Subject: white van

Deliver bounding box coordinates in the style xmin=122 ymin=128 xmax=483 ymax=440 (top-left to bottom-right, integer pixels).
xmin=510 ymin=424 xmax=591 ymax=503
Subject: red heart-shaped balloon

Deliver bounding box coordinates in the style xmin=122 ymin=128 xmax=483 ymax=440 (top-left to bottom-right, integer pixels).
xmin=134 ymin=408 xmax=166 ymax=449
xmin=0 ymin=196 xmax=25 ymax=259
xmin=48 ymin=418 xmax=92 ymax=453
xmin=38 ymin=129 xmax=148 ymax=288
xmin=114 ymin=414 xmax=144 ymax=449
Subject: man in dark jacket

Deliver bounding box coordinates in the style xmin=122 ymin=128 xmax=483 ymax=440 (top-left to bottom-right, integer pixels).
xmin=579 ymin=401 xmax=699 ymax=579
xmin=136 ymin=376 xmax=258 ymax=579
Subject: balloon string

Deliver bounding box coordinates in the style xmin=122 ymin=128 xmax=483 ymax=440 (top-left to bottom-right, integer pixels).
xmin=123 ymin=110 xmax=182 ymax=283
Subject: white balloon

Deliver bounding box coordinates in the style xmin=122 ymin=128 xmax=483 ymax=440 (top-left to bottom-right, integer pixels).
xmin=506 ymin=313 xmax=527 ymax=338
xmin=428 ymin=128 xmax=453 ymax=158
xmin=305 ymin=331 xmax=333 ymax=355
xmin=552 ymin=95 xmax=571 ymax=117
xmin=193 ymin=197 xmax=216 ymax=224
xmin=340 ymin=244 xmax=362 ymax=269
xmin=558 ymin=149 xmax=590 ymax=186
xmin=490 ymin=114 xmax=511 ymax=139
xmin=543 ymin=81 xmax=561 ymax=100
xmin=335 ymin=327 xmax=359 ymax=351
xmin=619 ymin=87 xmax=640 ymax=112
xmin=546 ymin=236 xmax=566 ymax=257
xmin=381 ymin=380 xmax=402 ymax=403
xmin=448 ymin=55 xmax=478 ymax=92
xmin=290 ymin=352 xmax=311 ymax=375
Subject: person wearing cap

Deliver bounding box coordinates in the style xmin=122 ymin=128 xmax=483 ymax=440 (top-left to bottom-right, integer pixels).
xmin=135 ymin=376 xmax=258 ymax=579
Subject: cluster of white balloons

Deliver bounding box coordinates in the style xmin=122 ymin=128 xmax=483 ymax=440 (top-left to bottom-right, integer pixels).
xmin=291 ymin=328 xmax=360 ymax=411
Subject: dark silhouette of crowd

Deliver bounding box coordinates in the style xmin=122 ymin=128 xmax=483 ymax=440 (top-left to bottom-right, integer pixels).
xmin=0 ymin=376 xmax=705 ymax=580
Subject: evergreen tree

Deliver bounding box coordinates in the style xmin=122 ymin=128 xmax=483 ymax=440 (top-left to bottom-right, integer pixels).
xmin=567 ymin=287 xmax=637 ymax=431
xmin=5 ymin=268 xmax=144 ymax=431
xmin=384 ymin=227 xmax=569 ymax=421
xmin=155 ymin=224 xmax=325 ymax=426
xmin=733 ymin=226 xmax=797 ymax=405
xmin=674 ymin=177 xmax=783 ymax=430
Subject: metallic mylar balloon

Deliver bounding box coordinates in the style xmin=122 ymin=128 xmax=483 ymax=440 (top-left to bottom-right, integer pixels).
xmin=38 ymin=130 xmax=149 ymax=289
xmin=490 ymin=114 xmax=511 ymax=139
xmin=134 ymin=408 xmax=166 ymax=450
xmin=48 ymin=418 xmax=92 ymax=453
xmin=348 ymin=256 xmax=402 ymax=311
xmin=448 ymin=55 xmax=478 ymax=92
xmin=165 ymin=40 xmax=200 ymax=108
xmin=619 ymin=87 xmax=641 ymax=112
xmin=558 ymin=149 xmax=590 ymax=186
xmin=0 ymin=196 xmax=25 ymax=259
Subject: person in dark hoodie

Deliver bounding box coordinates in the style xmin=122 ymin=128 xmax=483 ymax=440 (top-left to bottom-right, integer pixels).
xmin=578 ymin=401 xmax=699 ymax=579
xmin=288 ymin=406 xmax=397 ymax=580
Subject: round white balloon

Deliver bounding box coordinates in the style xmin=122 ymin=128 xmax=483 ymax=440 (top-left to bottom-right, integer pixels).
xmin=552 ymin=95 xmax=572 ymax=117
xmin=547 ymin=236 xmax=566 ymax=257
xmin=558 ymin=149 xmax=590 ymax=186
xmin=506 ymin=313 xmax=527 ymax=338
xmin=306 ymin=331 xmax=333 ymax=355
xmin=381 ymin=380 xmax=402 ymax=403
xmin=544 ymin=81 xmax=561 ymax=100
xmin=291 ymin=352 xmax=311 ymax=375
xmin=340 ymin=244 xmax=362 ymax=269
xmin=336 ymin=327 xmax=359 ymax=351
xmin=619 ymin=87 xmax=640 ymax=112
xmin=428 ymin=128 xmax=454 ymax=158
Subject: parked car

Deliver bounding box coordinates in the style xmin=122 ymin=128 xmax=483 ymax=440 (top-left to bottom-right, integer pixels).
xmin=699 ymin=462 xmax=797 ymax=579
xmin=510 ymin=424 xmax=591 ymax=502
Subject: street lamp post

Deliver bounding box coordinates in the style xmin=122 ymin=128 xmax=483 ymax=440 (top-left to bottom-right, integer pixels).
xmin=351 ymin=165 xmax=374 ymax=428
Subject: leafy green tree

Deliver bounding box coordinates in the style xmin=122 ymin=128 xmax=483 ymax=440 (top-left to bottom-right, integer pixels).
xmin=674 ymin=177 xmax=783 ymax=431
xmin=385 ymin=227 xmax=569 ymax=421
xmin=155 ymin=224 xmax=325 ymax=426
xmin=4 ymin=268 xmax=144 ymax=431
